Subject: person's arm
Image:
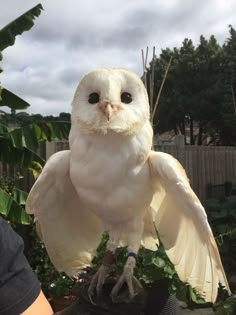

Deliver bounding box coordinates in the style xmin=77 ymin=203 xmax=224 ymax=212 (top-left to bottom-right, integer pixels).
xmin=0 ymin=218 xmax=53 ymax=315
xmin=21 ymin=290 xmax=53 ymax=315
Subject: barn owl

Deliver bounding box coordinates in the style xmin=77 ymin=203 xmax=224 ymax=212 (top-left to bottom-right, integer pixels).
xmin=26 ymin=68 xmax=230 ymax=303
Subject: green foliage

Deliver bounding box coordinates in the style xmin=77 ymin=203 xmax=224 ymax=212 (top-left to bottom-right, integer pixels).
xmin=215 ymin=294 xmax=236 ymax=315
xmin=205 ymin=195 xmax=236 ymax=314
xmin=0 ymin=176 xmax=31 ymax=224
xmin=0 ymin=118 xmax=70 ymax=223
xmin=149 ymin=26 xmax=236 ymax=145
xmin=0 ymin=137 xmax=45 ymax=174
xmin=0 ymin=3 xmax=43 ymax=75
xmin=3 ymin=121 xmax=71 ymax=150
xmin=0 ymin=88 xmax=30 ymax=110
xmin=0 ymin=3 xmax=43 ymax=109
xmin=0 ymin=3 xmax=43 ymax=52
xmin=0 ymin=119 xmax=70 ymax=177
xmin=0 ymin=4 xmax=71 ymax=225
xmin=205 ymin=196 xmax=236 ymax=275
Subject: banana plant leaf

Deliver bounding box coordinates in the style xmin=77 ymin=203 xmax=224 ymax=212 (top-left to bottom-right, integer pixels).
xmin=7 ymin=121 xmax=71 ymax=150
xmin=0 ymin=120 xmax=70 ymax=146
xmin=0 ymin=121 xmax=70 ymax=174
xmin=0 ymin=188 xmax=31 ymax=224
xmin=0 ymin=137 xmax=45 ymax=175
xmin=0 ymin=3 xmax=43 ymax=52
xmin=0 ymin=88 xmax=30 ymax=110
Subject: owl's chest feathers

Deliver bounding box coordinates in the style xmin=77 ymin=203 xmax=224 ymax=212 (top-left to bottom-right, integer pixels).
xmin=69 ymin=127 xmax=153 ymax=219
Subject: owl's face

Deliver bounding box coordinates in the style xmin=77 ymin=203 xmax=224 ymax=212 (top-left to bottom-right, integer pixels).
xmin=71 ymin=68 xmax=150 ymax=135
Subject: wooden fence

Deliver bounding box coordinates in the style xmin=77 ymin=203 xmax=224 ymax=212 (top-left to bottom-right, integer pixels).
xmin=1 ymin=141 xmax=236 ymax=202
xmin=155 ymin=145 xmax=236 ymax=201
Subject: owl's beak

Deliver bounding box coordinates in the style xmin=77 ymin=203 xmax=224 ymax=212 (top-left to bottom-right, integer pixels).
xmin=99 ymin=101 xmax=118 ymax=121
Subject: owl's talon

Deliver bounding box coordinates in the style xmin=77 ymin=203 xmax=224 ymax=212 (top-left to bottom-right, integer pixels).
xmin=88 ymin=291 xmax=98 ymax=305
xmin=88 ymin=263 xmax=114 ymax=304
xmin=88 ymin=275 xmax=98 ymax=305
xmin=111 ymin=275 xmax=142 ymax=302
xmin=111 ymin=256 xmax=142 ymax=302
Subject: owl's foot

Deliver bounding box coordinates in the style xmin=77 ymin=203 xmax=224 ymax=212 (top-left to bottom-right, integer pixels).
xmin=88 ymin=250 xmax=116 ymax=304
xmin=111 ymin=256 xmax=142 ymax=303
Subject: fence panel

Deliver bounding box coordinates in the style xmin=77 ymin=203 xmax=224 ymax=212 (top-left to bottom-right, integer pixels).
xmin=156 ymin=145 xmax=236 ymax=201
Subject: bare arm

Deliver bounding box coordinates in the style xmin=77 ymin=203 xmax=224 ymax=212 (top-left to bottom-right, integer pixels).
xmin=21 ymin=290 xmax=53 ymax=315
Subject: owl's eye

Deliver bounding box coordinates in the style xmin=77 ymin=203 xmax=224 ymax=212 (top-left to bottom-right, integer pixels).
xmin=88 ymin=93 xmax=99 ymax=104
xmin=121 ymin=92 xmax=132 ymax=104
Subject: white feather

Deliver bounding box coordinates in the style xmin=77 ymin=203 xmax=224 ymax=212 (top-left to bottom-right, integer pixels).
xmin=26 ymin=150 xmax=103 ymax=275
xmin=149 ymin=151 xmax=231 ymax=302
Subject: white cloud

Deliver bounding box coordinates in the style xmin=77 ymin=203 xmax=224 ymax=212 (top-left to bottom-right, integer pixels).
xmin=0 ymin=0 xmax=236 ymax=115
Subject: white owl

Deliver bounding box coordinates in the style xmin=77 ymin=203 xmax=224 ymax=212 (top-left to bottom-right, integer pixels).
xmin=26 ymin=68 xmax=230 ymax=303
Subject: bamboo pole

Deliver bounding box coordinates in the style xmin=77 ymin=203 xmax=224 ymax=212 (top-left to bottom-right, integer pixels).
xmin=149 ymin=47 xmax=155 ymax=114
xmin=141 ymin=47 xmax=172 ymax=148
xmin=141 ymin=47 xmax=149 ymax=89
xmin=151 ymin=56 xmax=172 ymax=125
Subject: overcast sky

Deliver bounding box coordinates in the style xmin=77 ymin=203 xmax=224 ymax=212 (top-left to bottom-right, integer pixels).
xmin=0 ymin=0 xmax=235 ymax=116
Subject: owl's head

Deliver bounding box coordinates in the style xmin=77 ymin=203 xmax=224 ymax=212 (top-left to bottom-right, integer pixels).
xmin=71 ymin=68 xmax=150 ymax=135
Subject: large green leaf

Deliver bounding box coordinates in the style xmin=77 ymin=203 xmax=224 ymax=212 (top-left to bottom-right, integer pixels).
xmin=8 ymin=121 xmax=71 ymax=150
xmin=0 ymin=188 xmax=31 ymax=224
xmin=0 ymin=3 xmax=43 ymax=52
xmin=0 ymin=121 xmax=70 ymax=149
xmin=0 ymin=137 xmax=45 ymax=173
xmin=0 ymin=121 xmax=70 ymax=174
xmin=0 ymin=88 xmax=30 ymax=109
xmin=13 ymin=188 xmax=28 ymax=206
xmin=36 ymin=121 xmax=71 ymax=142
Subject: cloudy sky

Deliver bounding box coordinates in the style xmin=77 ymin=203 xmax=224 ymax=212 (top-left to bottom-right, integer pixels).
xmin=0 ymin=0 xmax=235 ymax=115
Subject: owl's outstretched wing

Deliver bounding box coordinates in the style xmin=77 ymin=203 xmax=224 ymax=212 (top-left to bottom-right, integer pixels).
xmin=148 ymin=151 xmax=231 ymax=303
xmin=26 ymin=150 xmax=103 ymax=276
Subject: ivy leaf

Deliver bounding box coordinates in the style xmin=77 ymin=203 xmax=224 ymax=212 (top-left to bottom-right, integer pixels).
xmin=152 ymin=256 xmax=166 ymax=268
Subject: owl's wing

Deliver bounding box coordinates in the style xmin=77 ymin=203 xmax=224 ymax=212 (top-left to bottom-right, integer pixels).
xmin=148 ymin=150 xmax=230 ymax=302
xmin=26 ymin=150 xmax=103 ymax=276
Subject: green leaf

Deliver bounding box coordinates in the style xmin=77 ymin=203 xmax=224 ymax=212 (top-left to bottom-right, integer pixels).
xmin=2 ymin=121 xmax=70 ymax=151
xmin=0 ymin=137 xmax=45 ymax=173
xmin=9 ymin=124 xmax=40 ymax=150
xmin=215 ymin=294 xmax=236 ymax=315
xmin=152 ymin=256 xmax=166 ymax=268
xmin=0 ymin=122 xmax=8 ymax=134
xmin=141 ymin=250 xmax=156 ymax=266
xmin=0 ymin=188 xmax=31 ymax=224
xmin=0 ymin=88 xmax=30 ymax=110
xmin=13 ymin=188 xmax=28 ymax=206
xmin=36 ymin=121 xmax=71 ymax=142
xmin=188 ymin=286 xmax=205 ymax=304
xmin=0 ymin=3 xmax=43 ymax=52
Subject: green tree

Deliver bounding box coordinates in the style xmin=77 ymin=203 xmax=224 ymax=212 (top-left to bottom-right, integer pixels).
xmin=192 ymin=35 xmax=223 ymax=145
xmin=150 ymin=39 xmax=198 ymax=142
xmin=150 ymin=29 xmax=236 ymax=146
xmin=216 ymin=25 xmax=236 ymax=145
